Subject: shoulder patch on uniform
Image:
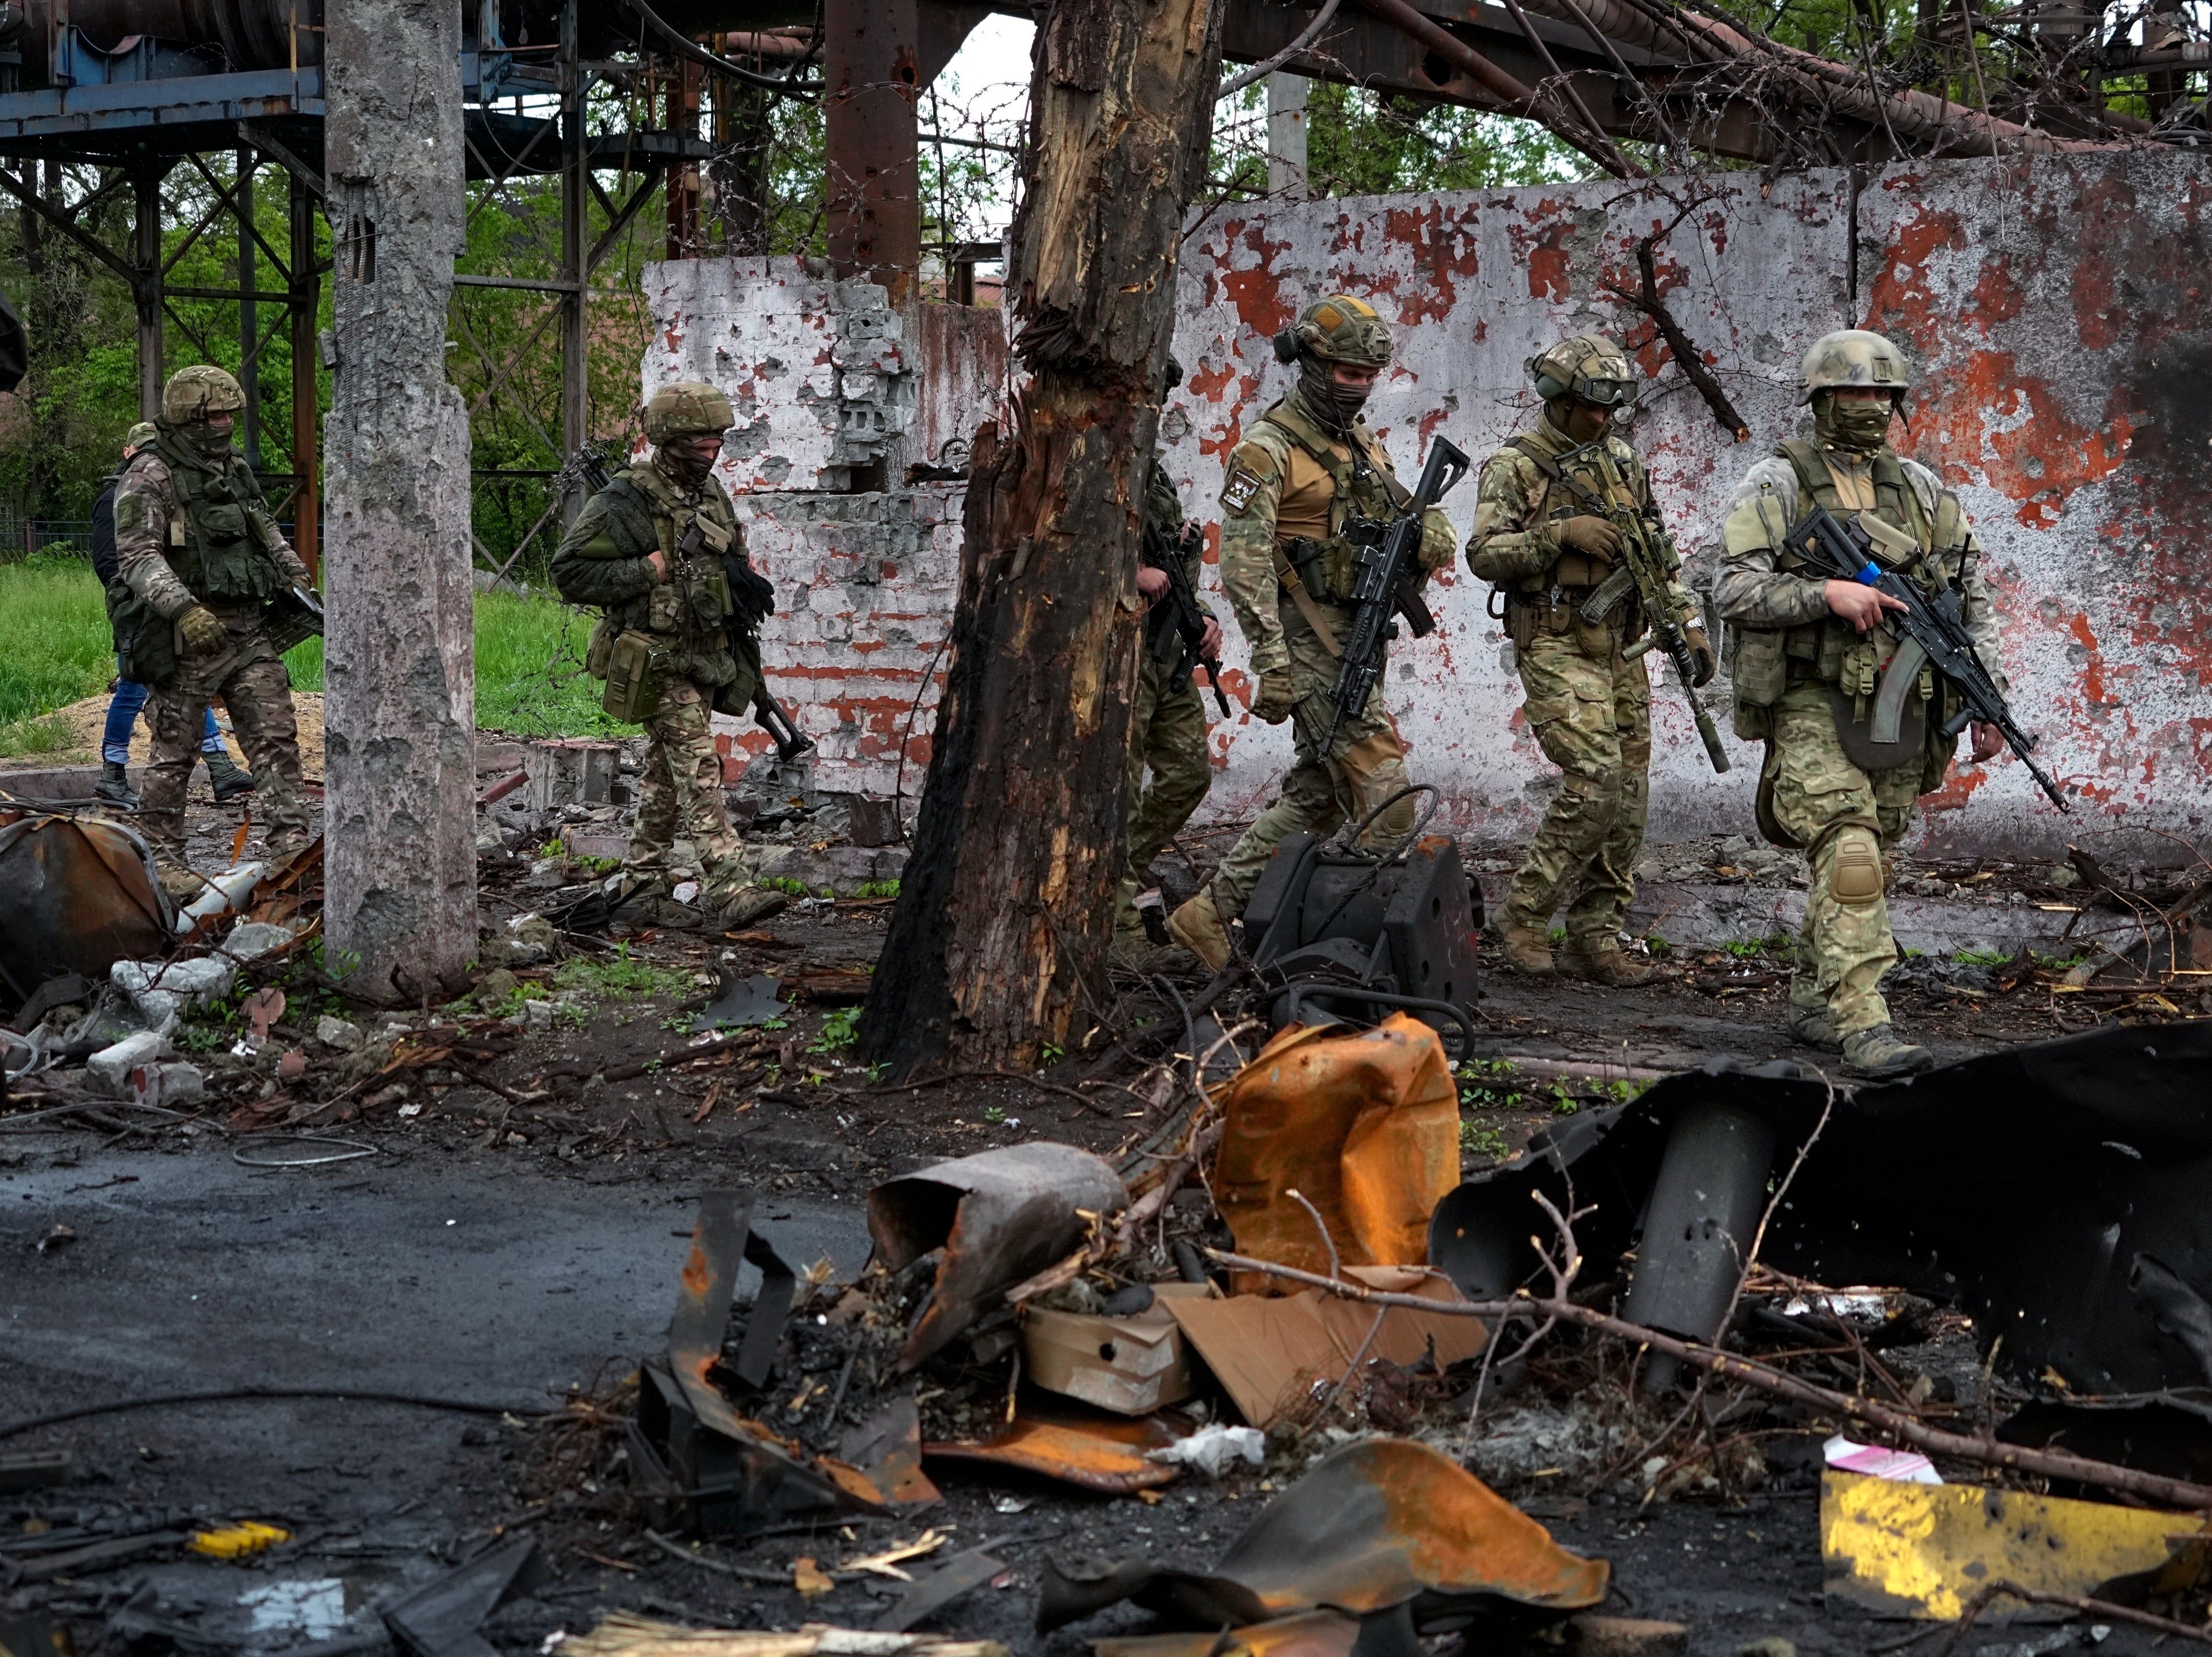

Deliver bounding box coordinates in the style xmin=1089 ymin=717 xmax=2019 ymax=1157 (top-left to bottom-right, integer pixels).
xmin=115 ymin=492 xmax=142 ymax=531
xmin=1219 ymin=441 xmax=1277 ymax=517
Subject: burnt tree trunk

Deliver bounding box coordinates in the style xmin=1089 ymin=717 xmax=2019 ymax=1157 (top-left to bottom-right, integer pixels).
xmin=858 ymin=0 xmax=1226 ymax=1078
xmin=321 ymin=0 xmax=478 ymax=1003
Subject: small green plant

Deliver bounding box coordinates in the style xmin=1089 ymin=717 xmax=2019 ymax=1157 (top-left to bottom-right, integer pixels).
xmin=538 ymin=837 xmax=565 ymax=859
xmin=1459 ymin=1118 xmax=1510 ymax=1161
xmin=768 ymin=876 xmax=811 ymax=897
xmin=810 ymin=1005 xmax=863 ymax=1052
xmin=553 ymin=948 xmax=692 ymax=1001
xmin=0 ymin=712 xmax=76 ymax=759
xmin=1722 ymin=933 xmax=1795 ymax=961
xmin=1455 ymin=1058 xmax=1525 ymax=1111
xmin=867 ymin=1060 xmax=888 ymax=1083
xmin=1547 ymin=926 xmax=1567 ymax=945
xmin=2039 ymin=951 xmax=2091 ymax=972
xmin=574 ymin=854 xmax=619 ymax=874
xmin=1903 ymin=947 xmax=1926 ymax=959
xmin=1039 ymin=1041 xmax=1064 ymax=1067
xmin=1952 ymin=948 xmax=2010 ymax=967
xmin=853 ymin=879 xmax=901 ymax=899
xmin=1643 ymin=933 xmax=1672 ymax=959
xmin=1549 ymin=1079 xmax=1581 ymax=1116
xmin=984 ymin=1105 xmax=1006 ymax=1123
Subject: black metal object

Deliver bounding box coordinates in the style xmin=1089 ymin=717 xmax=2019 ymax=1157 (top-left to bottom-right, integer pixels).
xmin=1429 ymin=1024 xmax=2212 ymax=1395
xmin=1241 ymin=824 xmax=1482 ymax=1052
xmin=382 ymin=1536 xmax=545 ymax=1657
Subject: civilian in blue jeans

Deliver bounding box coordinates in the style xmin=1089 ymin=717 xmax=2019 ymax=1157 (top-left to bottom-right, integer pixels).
xmin=92 ymin=422 xmax=254 ymax=810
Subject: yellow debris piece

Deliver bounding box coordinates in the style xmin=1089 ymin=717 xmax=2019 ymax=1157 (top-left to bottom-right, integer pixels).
xmin=188 ymin=1521 xmax=291 ymax=1559
xmin=1821 ymin=1469 xmax=2212 ymax=1620
xmin=792 ymin=1557 xmax=834 ymax=1599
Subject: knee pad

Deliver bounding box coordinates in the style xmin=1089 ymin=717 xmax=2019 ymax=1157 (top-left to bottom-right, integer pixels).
xmin=1828 ymin=826 xmax=1884 ymax=906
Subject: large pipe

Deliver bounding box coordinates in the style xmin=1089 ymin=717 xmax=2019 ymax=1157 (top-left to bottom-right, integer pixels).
xmin=20 ymin=0 xmax=326 ymax=68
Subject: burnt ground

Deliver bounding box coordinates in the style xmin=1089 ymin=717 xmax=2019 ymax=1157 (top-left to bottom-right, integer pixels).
xmin=4 ymin=782 xmax=2208 ymax=1657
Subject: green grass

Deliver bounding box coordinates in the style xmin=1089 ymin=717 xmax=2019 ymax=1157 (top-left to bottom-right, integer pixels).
xmin=0 ymin=712 xmax=77 ymax=757
xmin=1951 ymin=948 xmax=2011 ymax=967
xmin=553 ymin=948 xmax=696 ymax=1001
xmin=0 ymin=557 xmax=620 ymax=738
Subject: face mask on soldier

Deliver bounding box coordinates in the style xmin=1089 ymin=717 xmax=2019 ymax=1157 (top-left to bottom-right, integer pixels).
xmin=1300 ymin=361 xmax=1369 ymax=431
xmin=659 ymin=440 xmax=716 ymax=488
xmin=1817 ymin=394 xmax=1893 ymax=453
xmin=188 ymin=417 xmax=233 ymax=456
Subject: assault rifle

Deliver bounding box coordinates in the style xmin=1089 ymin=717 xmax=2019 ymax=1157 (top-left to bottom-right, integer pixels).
xmin=1532 ymin=441 xmax=1730 ymax=773
xmin=1323 ymin=437 xmax=1473 ymax=754
xmin=1142 ymin=518 xmax=1231 ymax=718
xmin=1783 ymin=503 xmax=2067 ymax=812
xmin=569 ymin=444 xmax=815 ymax=763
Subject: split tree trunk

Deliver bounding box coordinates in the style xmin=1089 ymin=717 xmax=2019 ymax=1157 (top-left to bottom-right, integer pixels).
xmin=321 ymin=0 xmax=478 ymax=1004
xmin=859 ymin=0 xmax=1227 ymax=1079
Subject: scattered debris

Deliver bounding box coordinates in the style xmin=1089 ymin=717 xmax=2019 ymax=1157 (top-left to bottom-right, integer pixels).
xmin=381 ymin=1534 xmax=545 ymax=1657
xmin=1144 ymin=1423 xmax=1266 ymax=1479
xmin=187 ymin=1519 xmax=291 ymax=1558
xmin=873 ymin=1547 xmax=1009 ymax=1633
xmin=34 ymin=1223 xmax=74 ymax=1255
xmin=923 ymin=1412 xmax=1183 ymax=1494
xmin=692 ymin=970 xmax=786 ymax=1033
xmin=0 ymin=1448 xmax=71 ymax=1491
xmin=1021 ymin=1281 xmax=1210 ymax=1415
xmin=1822 ymin=1435 xmax=1938 ymax=1485
xmin=560 ymin=1614 xmax=1009 ymax=1657
xmin=868 ymin=1144 xmax=1130 ymax=1370
xmin=0 ymin=811 xmax=173 ymax=1016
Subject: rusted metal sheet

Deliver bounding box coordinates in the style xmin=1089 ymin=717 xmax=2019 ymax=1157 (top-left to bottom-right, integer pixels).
xmin=1037 ymin=1438 xmax=1608 ymax=1633
xmin=869 ymin=1143 xmax=1130 ymax=1371
xmin=923 ymin=1414 xmax=1182 ymax=1494
xmin=0 ymin=812 xmax=173 ymax=1012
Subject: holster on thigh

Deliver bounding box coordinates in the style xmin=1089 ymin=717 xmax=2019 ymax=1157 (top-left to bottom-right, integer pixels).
xmin=1808 ymin=816 xmax=1886 ymax=906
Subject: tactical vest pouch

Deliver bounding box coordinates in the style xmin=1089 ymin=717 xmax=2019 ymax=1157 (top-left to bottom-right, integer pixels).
xmin=691 ymin=567 xmax=732 ymax=628
xmin=602 ymin=630 xmax=663 ymax=722
xmin=648 ymin=583 xmax=684 ymax=633
xmin=585 ymin=615 xmax=617 ymax=681
xmin=1506 ymin=596 xmax=1540 ymax=653
xmin=111 ymin=586 xmax=180 ymax=687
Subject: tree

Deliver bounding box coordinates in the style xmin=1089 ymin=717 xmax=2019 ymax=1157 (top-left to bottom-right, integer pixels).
xmin=858 ymin=0 xmax=1227 ymax=1079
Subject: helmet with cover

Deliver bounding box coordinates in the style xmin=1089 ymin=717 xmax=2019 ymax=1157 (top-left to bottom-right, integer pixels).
xmin=1798 ymin=329 xmax=1912 ymax=406
xmin=162 ymin=365 xmax=245 ymax=426
xmin=1272 ymin=294 xmax=1393 ymax=371
xmin=1527 ymin=333 xmax=1638 ymax=411
xmin=643 ymin=380 xmax=736 ymax=446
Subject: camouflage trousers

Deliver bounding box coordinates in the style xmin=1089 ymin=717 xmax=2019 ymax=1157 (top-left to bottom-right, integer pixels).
xmin=1503 ymin=623 xmax=1651 ymax=943
xmin=1209 ymin=599 xmax=1415 ymax=923
xmin=1765 ymin=680 xmax=1922 ymax=1036
xmin=141 ymin=611 xmax=306 ymax=861
xmin=1123 ymin=647 xmax=1213 ymax=894
xmin=626 ymin=674 xmax=754 ymax=907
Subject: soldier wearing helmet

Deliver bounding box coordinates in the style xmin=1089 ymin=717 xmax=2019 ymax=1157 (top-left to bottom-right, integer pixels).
xmin=1165 ymin=295 xmax=1458 ymax=968
xmin=1715 ymin=329 xmax=2008 ymax=1079
xmin=1466 ymin=332 xmax=1712 ymax=986
xmin=111 ymin=364 xmax=314 ymax=879
xmin=551 ymin=378 xmax=789 ymax=930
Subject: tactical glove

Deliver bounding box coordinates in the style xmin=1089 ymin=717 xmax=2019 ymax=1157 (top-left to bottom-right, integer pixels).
xmin=1254 ymin=667 xmax=1296 ymax=725
xmin=1553 ymin=515 xmax=1624 ymax=560
xmin=178 ymin=604 xmax=229 ymax=658
xmin=1684 ymin=626 xmax=1717 ymax=689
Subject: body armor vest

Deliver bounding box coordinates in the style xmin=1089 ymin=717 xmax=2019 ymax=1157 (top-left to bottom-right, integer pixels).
xmin=1503 ymin=430 xmax=1645 ymax=596
xmin=585 ymin=463 xmax=743 ymax=689
xmin=1257 ymin=397 xmax=1407 ymax=603
xmin=143 ymin=431 xmax=285 ymax=603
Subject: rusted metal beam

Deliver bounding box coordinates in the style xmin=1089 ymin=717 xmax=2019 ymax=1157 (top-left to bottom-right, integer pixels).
xmin=825 ymin=0 xmax=922 ymax=308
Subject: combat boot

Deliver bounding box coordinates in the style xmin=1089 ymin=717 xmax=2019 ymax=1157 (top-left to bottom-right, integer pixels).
xmin=1840 ymin=1023 xmax=1934 ymax=1080
xmin=94 ymin=761 xmax=139 ymax=809
xmin=1166 ymin=890 xmax=1229 ymax=972
xmin=717 ymin=884 xmax=792 ymax=931
xmin=206 ymin=748 xmax=256 ymax=803
xmin=1497 ymin=918 xmax=1555 ymax=977
xmin=1785 ymin=1001 xmax=1842 ymax=1053
xmin=1562 ymin=933 xmax=1652 ymax=986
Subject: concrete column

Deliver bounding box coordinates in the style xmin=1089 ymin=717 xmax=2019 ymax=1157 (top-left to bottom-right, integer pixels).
xmin=824 ymin=0 xmax=921 ymax=304
xmin=1267 ymin=70 xmax=1308 ymax=200
xmin=322 ymin=0 xmax=479 ymax=1003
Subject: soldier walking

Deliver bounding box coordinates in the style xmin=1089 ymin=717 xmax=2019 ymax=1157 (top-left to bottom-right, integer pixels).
xmin=1120 ymin=360 xmax=1220 ymax=955
xmin=1716 ymin=330 xmax=2009 ymax=1079
xmin=112 ymin=367 xmax=313 ymax=886
xmin=1466 ymin=334 xmax=1713 ymax=984
xmin=551 ymin=380 xmax=787 ymax=931
xmin=1167 ymin=296 xmax=1456 ymax=968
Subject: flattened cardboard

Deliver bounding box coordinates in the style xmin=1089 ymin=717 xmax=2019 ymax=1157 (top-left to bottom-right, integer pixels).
xmin=1021 ymin=1282 xmax=1213 ymax=1415
xmin=1165 ymin=1267 xmax=1486 ymax=1428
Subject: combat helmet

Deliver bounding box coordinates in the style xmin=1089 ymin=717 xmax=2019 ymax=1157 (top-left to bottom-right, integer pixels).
xmin=1272 ymin=295 xmax=1392 ymax=370
xmin=1527 ymin=333 xmax=1638 ymax=409
xmin=163 ymin=364 xmax=245 ymax=425
xmin=643 ymin=379 xmax=735 ymax=445
xmin=1799 ymin=330 xmax=1911 ymax=404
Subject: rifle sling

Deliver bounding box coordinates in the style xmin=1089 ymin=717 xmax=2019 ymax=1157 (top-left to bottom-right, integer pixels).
xmin=1271 ymin=547 xmax=1343 ymax=658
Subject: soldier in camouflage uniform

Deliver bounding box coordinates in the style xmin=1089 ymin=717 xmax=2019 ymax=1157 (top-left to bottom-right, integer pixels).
xmin=1120 ymin=371 xmax=1220 ymax=946
xmin=1166 ymin=296 xmax=1456 ymax=969
xmin=551 ymin=381 xmax=788 ymax=930
xmin=1466 ymin=334 xmax=1714 ymax=984
xmin=1717 ymin=330 xmax=2008 ymax=1080
xmin=112 ymin=366 xmax=312 ymax=881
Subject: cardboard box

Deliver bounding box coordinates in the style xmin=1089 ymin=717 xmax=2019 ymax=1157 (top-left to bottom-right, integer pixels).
xmin=1165 ymin=1266 xmax=1487 ymax=1429
xmin=1020 ymin=1282 xmax=1215 ymax=1415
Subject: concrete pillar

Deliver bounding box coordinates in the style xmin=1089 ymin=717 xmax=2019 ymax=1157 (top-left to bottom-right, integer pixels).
xmin=824 ymin=0 xmax=921 ymax=304
xmin=1267 ymin=71 xmax=1308 ymax=200
xmin=322 ymin=0 xmax=479 ymax=1003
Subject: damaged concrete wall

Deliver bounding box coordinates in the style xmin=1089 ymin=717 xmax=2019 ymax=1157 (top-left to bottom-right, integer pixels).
xmin=644 ymin=156 xmax=2211 ymax=857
